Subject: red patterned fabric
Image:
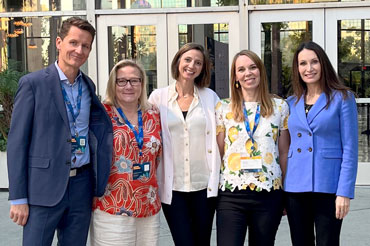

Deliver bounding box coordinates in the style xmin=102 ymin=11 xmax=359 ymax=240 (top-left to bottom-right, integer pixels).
xmin=93 ymin=104 xmax=162 ymax=218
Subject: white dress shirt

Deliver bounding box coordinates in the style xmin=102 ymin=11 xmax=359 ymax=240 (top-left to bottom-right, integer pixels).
xmin=149 ymin=82 xmax=221 ymax=204
xmin=167 ymin=84 xmax=209 ymax=192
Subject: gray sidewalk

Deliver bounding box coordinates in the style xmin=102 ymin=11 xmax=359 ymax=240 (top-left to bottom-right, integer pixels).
xmin=1 ymin=186 xmax=369 ymax=245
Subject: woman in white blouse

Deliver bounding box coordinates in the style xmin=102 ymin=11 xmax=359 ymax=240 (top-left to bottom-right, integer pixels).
xmin=215 ymin=50 xmax=290 ymax=246
xmin=149 ymin=43 xmax=221 ymax=246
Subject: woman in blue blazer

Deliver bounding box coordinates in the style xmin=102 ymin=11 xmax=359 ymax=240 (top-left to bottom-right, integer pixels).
xmin=285 ymin=41 xmax=358 ymax=246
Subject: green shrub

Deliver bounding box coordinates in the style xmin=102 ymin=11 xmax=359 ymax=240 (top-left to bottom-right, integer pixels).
xmin=0 ymin=60 xmax=28 ymax=151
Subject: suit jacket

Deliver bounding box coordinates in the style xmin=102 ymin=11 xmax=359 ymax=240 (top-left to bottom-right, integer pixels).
xmin=284 ymin=91 xmax=358 ymax=199
xmin=7 ymin=64 xmax=113 ymax=206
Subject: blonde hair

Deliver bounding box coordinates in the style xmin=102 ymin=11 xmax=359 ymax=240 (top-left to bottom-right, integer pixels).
xmin=230 ymin=50 xmax=273 ymax=122
xmin=104 ymin=59 xmax=151 ymax=111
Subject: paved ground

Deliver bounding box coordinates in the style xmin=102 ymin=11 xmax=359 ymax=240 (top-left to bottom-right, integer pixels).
xmin=1 ymin=186 xmax=369 ymax=245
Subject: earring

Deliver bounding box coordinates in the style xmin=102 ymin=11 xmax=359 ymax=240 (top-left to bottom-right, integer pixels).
xmin=235 ymin=81 xmax=240 ymax=88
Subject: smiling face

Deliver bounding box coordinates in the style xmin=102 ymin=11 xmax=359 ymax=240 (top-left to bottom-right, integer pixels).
xmin=56 ymin=26 xmax=92 ymax=73
xmin=235 ymin=55 xmax=261 ymax=94
xmin=177 ymin=49 xmax=204 ymax=83
xmin=115 ymin=65 xmax=142 ymax=108
xmin=298 ymin=48 xmax=322 ymax=86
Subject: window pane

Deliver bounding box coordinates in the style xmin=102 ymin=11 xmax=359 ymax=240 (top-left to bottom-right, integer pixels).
xmin=0 ymin=0 xmax=85 ymax=12
xmin=178 ymin=23 xmax=229 ymax=98
xmin=108 ymin=25 xmax=157 ymax=94
xmin=96 ymin=0 xmax=237 ymax=9
xmin=338 ymin=18 xmax=370 ymax=162
xmin=260 ymin=21 xmax=312 ymax=97
xmin=0 ymin=16 xmax=88 ymax=74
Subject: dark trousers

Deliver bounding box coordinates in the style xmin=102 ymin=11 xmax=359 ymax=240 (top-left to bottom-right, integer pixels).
xmin=23 ymin=168 xmax=93 ymax=246
xmin=216 ymin=188 xmax=283 ymax=246
xmin=285 ymin=192 xmax=343 ymax=246
xmin=162 ymin=189 xmax=216 ymax=246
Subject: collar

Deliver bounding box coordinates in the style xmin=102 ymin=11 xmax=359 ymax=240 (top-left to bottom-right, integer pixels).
xmin=168 ymin=81 xmax=199 ymax=102
xmin=54 ymin=61 xmax=82 ymax=86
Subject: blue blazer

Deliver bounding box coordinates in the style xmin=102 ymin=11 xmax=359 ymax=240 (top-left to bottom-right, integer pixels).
xmin=285 ymin=91 xmax=358 ymax=199
xmin=7 ymin=64 xmax=113 ymax=206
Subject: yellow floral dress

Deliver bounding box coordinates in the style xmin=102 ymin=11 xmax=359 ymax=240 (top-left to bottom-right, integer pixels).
xmin=215 ymin=98 xmax=289 ymax=192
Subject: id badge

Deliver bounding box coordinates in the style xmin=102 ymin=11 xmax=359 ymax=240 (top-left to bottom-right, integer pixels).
xmin=133 ymin=162 xmax=150 ymax=180
xmin=71 ymin=136 xmax=86 ymax=154
xmin=241 ymin=154 xmax=262 ymax=172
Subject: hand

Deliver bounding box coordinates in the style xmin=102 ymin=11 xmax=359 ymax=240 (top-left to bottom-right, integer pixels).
xmin=335 ymin=196 xmax=350 ymax=220
xmin=10 ymin=204 xmax=29 ymax=226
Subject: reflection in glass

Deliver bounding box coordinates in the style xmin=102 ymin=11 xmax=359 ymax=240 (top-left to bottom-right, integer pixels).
xmin=338 ymin=19 xmax=370 ymax=162
xmin=108 ymin=25 xmax=157 ymax=94
xmin=260 ymin=21 xmax=312 ymax=97
xmin=0 ymin=0 xmax=85 ymax=12
xmin=178 ymin=23 xmax=229 ymax=98
xmin=96 ymin=0 xmax=237 ymax=9
xmin=338 ymin=19 xmax=370 ymax=97
xmin=1 ymin=16 xmax=87 ymax=73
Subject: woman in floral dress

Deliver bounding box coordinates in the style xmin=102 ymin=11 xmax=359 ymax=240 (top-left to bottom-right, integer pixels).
xmin=215 ymin=50 xmax=290 ymax=246
xmin=90 ymin=59 xmax=162 ymax=246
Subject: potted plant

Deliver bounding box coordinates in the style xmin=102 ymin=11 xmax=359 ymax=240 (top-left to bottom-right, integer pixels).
xmin=0 ymin=60 xmax=27 ymax=188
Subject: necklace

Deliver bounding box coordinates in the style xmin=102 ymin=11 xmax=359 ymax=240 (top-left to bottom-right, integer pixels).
xmin=305 ymin=103 xmax=313 ymax=114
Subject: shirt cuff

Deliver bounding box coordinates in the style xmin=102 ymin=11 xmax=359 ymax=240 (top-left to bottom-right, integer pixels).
xmin=10 ymin=198 xmax=28 ymax=205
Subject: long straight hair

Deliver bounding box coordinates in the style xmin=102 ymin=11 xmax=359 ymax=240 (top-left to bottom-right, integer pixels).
xmin=230 ymin=50 xmax=273 ymax=122
xmin=292 ymin=41 xmax=350 ymax=106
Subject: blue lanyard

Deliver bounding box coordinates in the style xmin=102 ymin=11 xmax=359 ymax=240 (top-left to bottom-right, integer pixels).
xmin=117 ymin=107 xmax=144 ymax=156
xmin=61 ymin=80 xmax=82 ymax=136
xmin=242 ymin=103 xmax=260 ymax=144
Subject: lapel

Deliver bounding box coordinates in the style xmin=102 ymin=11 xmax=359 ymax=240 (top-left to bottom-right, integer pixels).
xmin=47 ymin=65 xmax=70 ymax=131
xmin=306 ymin=92 xmax=327 ymax=125
xmin=295 ymin=96 xmax=310 ymax=129
xmin=81 ymin=73 xmax=95 ymax=106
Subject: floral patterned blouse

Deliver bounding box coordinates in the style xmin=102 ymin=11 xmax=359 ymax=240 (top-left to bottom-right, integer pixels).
xmin=215 ymin=97 xmax=289 ymax=192
xmin=93 ymin=104 xmax=162 ymax=218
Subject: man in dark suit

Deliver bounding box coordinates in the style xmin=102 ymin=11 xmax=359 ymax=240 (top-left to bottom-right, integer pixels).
xmin=7 ymin=17 xmax=113 ymax=245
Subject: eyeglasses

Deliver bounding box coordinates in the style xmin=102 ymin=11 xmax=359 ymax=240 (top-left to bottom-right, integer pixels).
xmin=116 ymin=78 xmax=142 ymax=87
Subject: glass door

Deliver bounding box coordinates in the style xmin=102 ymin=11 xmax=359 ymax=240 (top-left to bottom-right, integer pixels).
xmin=96 ymin=14 xmax=167 ymax=97
xmin=249 ymin=9 xmax=324 ymax=97
xmin=167 ymin=12 xmax=240 ymax=99
xmin=326 ymin=8 xmax=370 ymax=184
xmin=97 ymin=12 xmax=239 ymax=99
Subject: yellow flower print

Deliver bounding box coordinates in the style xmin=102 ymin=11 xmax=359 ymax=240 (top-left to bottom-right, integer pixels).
xmin=215 ymin=101 xmax=222 ymax=110
xmin=273 ymin=178 xmax=282 ymax=190
xmin=283 ymin=116 xmax=288 ymax=129
xmin=227 ymin=153 xmax=241 ymax=172
xmin=258 ymin=175 xmax=266 ymax=182
xmin=245 ymin=139 xmax=258 ymax=156
xmin=216 ymin=125 xmax=225 ymax=135
xmin=249 ymin=183 xmax=256 ymax=191
xmin=264 ymin=152 xmax=274 ymax=164
xmin=278 ymin=105 xmax=282 ymax=113
xmin=241 ymin=184 xmax=248 ymax=190
xmin=271 ymin=123 xmax=278 ymax=142
xmin=228 ymin=126 xmax=239 ymax=143
xmin=226 ymin=112 xmax=234 ymax=120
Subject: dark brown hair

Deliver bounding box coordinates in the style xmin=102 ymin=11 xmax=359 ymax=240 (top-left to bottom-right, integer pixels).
xmin=58 ymin=17 xmax=96 ymax=43
xmin=230 ymin=50 xmax=273 ymax=121
xmin=292 ymin=41 xmax=350 ymax=106
xmin=171 ymin=43 xmax=211 ymax=88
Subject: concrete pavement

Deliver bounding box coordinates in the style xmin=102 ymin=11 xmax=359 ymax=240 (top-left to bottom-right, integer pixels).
xmin=1 ymin=186 xmax=369 ymax=245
